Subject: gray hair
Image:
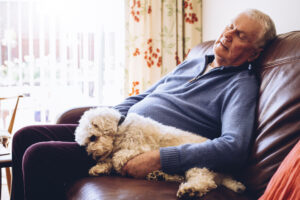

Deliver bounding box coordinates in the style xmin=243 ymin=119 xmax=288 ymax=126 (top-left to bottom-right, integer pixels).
xmin=244 ymin=9 xmax=277 ymax=48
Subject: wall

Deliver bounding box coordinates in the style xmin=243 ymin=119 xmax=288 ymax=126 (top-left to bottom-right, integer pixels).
xmin=202 ymin=0 xmax=300 ymax=41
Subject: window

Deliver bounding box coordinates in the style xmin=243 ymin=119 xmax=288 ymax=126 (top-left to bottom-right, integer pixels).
xmin=0 ymin=0 xmax=125 ymax=130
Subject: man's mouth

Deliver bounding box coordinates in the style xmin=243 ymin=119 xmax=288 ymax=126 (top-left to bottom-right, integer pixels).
xmin=219 ymin=41 xmax=228 ymax=50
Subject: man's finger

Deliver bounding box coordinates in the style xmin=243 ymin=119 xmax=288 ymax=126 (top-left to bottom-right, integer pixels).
xmin=121 ymin=164 xmax=128 ymax=176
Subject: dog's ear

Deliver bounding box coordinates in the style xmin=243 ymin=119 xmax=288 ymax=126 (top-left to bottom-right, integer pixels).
xmin=97 ymin=107 xmax=122 ymax=136
xmin=75 ymin=107 xmax=121 ymax=145
xmin=89 ymin=115 xmax=118 ymax=136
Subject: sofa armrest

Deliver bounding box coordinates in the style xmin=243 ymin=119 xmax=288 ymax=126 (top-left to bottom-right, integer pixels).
xmin=56 ymin=107 xmax=93 ymax=124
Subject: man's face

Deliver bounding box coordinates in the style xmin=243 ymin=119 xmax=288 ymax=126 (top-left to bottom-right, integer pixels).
xmin=213 ymin=13 xmax=263 ymax=67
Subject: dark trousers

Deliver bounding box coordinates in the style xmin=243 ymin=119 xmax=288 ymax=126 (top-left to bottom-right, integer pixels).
xmin=11 ymin=125 xmax=96 ymax=200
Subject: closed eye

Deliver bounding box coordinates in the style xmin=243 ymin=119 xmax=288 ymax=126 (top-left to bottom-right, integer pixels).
xmin=238 ymin=32 xmax=247 ymax=40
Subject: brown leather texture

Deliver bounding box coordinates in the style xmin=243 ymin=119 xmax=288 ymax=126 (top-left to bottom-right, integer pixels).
xmin=56 ymin=107 xmax=92 ymax=124
xmin=241 ymin=31 xmax=300 ymax=198
xmin=58 ymin=31 xmax=300 ymax=200
xmin=65 ymin=176 xmax=254 ymax=200
xmin=66 ymin=176 xmax=179 ymax=200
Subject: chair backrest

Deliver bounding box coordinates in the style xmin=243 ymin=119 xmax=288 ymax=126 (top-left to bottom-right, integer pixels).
xmin=187 ymin=31 xmax=300 ymax=198
xmin=0 ymin=95 xmax=23 ymax=134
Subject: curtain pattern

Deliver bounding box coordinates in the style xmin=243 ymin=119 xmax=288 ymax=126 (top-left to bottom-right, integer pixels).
xmin=125 ymin=0 xmax=202 ymax=96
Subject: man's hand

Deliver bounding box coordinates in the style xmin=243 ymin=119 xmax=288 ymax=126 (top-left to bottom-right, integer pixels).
xmin=121 ymin=150 xmax=161 ymax=179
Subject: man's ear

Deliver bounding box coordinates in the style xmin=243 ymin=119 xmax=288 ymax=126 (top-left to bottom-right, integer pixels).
xmin=248 ymin=47 xmax=263 ymax=62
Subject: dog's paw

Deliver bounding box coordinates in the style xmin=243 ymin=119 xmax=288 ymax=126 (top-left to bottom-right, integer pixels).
xmin=177 ymin=184 xmax=205 ymax=199
xmin=177 ymin=184 xmax=203 ymax=200
xmin=146 ymin=170 xmax=166 ymax=181
xmin=89 ymin=164 xmax=111 ymax=176
xmin=147 ymin=170 xmax=185 ymax=183
xmin=222 ymin=177 xmax=246 ymax=193
xmin=177 ymin=180 xmax=217 ymax=199
xmin=235 ymin=181 xmax=246 ymax=193
xmin=177 ymin=188 xmax=201 ymax=200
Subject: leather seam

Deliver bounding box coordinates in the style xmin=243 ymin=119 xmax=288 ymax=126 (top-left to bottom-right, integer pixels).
xmin=261 ymin=56 xmax=300 ymax=68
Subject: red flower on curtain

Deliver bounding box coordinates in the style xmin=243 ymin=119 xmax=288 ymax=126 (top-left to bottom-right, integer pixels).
xmin=131 ymin=0 xmax=141 ymax=22
xmin=133 ymin=48 xmax=140 ymax=56
xmin=175 ymin=48 xmax=191 ymax=65
xmin=144 ymin=38 xmax=162 ymax=68
xmin=148 ymin=5 xmax=152 ymax=14
xmin=184 ymin=0 xmax=198 ymax=24
xmin=185 ymin=49 xmax=191 ymax=59
xmin=175 ymin=51 xmax=181 ymax=65
xmin=129 ymin=81 xmax=140 ymax=96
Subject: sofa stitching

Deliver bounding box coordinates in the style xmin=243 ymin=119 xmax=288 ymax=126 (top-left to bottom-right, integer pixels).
xmin=261 ymin=56 xmax=300 ymax=69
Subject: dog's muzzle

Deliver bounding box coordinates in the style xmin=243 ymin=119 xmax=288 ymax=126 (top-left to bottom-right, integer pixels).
xmin=118 ymin=115 xmax=126 ymax=126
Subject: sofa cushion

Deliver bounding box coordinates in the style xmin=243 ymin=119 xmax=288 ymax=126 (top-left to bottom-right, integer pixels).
xmin=240 ymin=31 xmax=300 ymax=198
xmin=66 ymin=176 xmax=179 ymax=200
xmin=65 ymin=176 xmax=254 ymax=200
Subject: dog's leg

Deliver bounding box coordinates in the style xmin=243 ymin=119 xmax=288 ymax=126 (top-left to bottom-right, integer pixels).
xmin=146 ymin=170 xmax=185 ymax=183
xmin=89 ymin=159 xmax=112 ymax=176
xmin=219 ymin=175 xmax=246 ymax=193
xmin=177 ymin=167 xmax=218 ymax=199
xmin=112 ymin=149 xmax=141 ymax=173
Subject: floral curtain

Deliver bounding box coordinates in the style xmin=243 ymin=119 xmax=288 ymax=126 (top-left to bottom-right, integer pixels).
xmin=125 ymin=0 xmax=202 ymax=96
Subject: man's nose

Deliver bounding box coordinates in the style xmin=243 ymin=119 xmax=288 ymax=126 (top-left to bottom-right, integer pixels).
xmin=223 ymin=29 xmax=235 ymax=42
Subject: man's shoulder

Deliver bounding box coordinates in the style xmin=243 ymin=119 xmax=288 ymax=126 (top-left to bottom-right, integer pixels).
xmin=234 ymin=67 xmax=258 ymax=82
xmin=229 ymin=69 xmax=259 ymax=94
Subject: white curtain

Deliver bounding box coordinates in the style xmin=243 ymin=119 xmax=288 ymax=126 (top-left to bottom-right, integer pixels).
xmin=0 ymin=0 xmax=125 ymax=129
xmin=124 ymin=0 xmax=202 ymax=95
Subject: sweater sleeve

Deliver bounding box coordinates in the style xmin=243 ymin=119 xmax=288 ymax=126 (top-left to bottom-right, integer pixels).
xmin=160 ymin=77 xmax=259 ymax=174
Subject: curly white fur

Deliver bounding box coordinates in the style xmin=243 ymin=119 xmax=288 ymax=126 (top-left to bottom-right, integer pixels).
xmin=75 ymin=107 xmax=245 ymax=199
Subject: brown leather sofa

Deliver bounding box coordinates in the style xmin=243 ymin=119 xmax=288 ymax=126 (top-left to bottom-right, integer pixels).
xmin=57 ymin=31 xmax=300 ymax=200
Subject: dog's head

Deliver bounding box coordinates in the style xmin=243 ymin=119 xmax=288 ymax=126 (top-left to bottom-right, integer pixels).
xmin=75 ymin=107 xmax=122 ymax=160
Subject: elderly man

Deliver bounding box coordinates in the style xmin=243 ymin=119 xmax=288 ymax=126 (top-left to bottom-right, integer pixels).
xmin=11 ymin=9 xmax=276 ymax=200
xmin=121 ymin=9 xmax=276 ymax=178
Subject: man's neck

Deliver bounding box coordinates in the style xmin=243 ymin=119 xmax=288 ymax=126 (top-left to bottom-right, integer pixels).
xmin=211 ymin=58 xmax=247 ymax=68
xmin=203 ymin=63 xmax=213 ymax=75
xmin=211 ymin=60 xmax=220 ymax=68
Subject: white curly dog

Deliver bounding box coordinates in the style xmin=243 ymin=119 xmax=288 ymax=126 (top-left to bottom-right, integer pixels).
xmin=75 ymin=107 xmax=245 ymax=199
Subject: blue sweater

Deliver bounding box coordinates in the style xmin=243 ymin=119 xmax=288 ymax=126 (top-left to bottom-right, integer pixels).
xmin=114 ymin=55 xmax=259 ymax=174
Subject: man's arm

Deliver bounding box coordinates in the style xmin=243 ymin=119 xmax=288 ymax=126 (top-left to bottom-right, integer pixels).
xmin=121 ymin=150 xmax=161 ymax=178
xmin=159 ymin=77 xmax=259 ymax=174
xmin=123 ymin=77 xmax=258 ymax=177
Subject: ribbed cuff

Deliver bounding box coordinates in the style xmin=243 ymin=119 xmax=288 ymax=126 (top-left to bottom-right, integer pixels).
xmin=160 ymin=147 xmax=181 ymax=174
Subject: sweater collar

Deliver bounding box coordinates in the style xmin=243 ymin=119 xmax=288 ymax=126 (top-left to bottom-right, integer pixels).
xmin=205 ymin=55 xmax=254 ymax=72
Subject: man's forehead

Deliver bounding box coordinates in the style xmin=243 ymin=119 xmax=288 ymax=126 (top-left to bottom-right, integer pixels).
xmin=231 ymin=13 xmax=263 ymax=38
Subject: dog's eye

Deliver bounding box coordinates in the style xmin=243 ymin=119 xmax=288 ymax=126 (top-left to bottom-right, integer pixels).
xmin=89 ymin=135 xmax=96 ymax=142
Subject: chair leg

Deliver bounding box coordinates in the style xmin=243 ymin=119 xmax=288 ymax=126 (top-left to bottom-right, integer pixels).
xmin=5 ymin=167 xmax=11 ymax=195
xmin=0 ymin=168 xmax=2 ymax=200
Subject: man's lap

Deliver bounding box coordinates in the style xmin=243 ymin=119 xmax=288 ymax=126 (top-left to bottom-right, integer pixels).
xmin=12 ymin=124 xmax=78 ymax=150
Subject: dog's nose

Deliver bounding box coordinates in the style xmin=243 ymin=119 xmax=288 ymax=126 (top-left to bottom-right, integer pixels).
xmin=90 ymin=135 xmax=96 ymax=142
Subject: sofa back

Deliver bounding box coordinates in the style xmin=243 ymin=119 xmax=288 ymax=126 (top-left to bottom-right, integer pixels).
xmin=188 ymin=31 xmax=300 ymax=198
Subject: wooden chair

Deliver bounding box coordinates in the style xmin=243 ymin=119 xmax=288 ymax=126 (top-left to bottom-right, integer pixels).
xmin=0 ymin=95 xmax=22 ymax=199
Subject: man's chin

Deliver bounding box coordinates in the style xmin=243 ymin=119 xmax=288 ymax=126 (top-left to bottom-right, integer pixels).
xmin=212 ymin=52 xmax=228 ymax=67
xmin=213 ymin=47 xmax=227 ymax=59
